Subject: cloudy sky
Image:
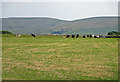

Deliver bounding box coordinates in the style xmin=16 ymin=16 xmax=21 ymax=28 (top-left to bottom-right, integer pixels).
xmin=1 ymin=0 xmax=119 ymax=20
xmin=1 ymin=0 xmax=120 ymax=2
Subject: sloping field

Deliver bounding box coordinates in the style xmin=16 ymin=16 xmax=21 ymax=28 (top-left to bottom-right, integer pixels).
xmin=2 ymin=35 xmax=118 ymax=80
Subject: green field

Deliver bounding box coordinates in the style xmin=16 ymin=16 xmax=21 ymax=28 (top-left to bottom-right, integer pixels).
xmin=2 ymin=34 xmax=118 ymax=80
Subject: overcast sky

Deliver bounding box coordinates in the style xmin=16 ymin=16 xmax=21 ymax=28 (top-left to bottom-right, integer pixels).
xmin=1 ymin=0 xmax=120 ymax=2
xmin=2 ymin=1 xmax=118 ymax=20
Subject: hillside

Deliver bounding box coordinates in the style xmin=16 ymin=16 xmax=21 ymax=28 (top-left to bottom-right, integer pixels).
xmin=2 ymin=16 xmax=119 ymax=35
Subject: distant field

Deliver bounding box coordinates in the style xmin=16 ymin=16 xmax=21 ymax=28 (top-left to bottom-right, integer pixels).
xmin=2 ymin=34 xmax=118 ymax=80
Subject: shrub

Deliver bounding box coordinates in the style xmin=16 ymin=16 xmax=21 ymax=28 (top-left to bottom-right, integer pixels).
xmin=0 ymin=30 xmax=13 ymax=34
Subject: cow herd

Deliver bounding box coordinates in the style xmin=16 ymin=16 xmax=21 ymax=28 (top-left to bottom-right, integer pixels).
xmin=15 ymin=33 xmax=120 ymax=38
xmin=66 ymin=34 xmax=103 ymax=38
xmin=66 ymin=34 xmax=79 ymax=38
xmin=83 ymin=34 xmax=103 ymax=38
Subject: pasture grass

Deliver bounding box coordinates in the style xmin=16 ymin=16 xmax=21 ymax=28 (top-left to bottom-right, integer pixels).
xmin=2 ymin=34 xmax=118 ymax=80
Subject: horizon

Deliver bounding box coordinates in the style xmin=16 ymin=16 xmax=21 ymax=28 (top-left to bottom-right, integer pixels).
xmin=1 ymin=15 xmax=119 ymax=21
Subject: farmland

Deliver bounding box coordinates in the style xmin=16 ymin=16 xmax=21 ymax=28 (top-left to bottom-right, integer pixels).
xmin=2 ymin=34 xmax=118 ymax=80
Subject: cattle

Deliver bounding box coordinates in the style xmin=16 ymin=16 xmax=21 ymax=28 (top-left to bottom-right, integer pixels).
xmin=16 ymin=34 xmax=21 ymax=37
xmin=76 ymin=34 xmax=79 ymax=38
xmin=72 ymin=35 xmax=75 ymax=38
xmin=83 ymin=35 xmax=86 ymax=38
xmin=89 ymin=34 xmax=95 ymax=38
xmin=94 ymin=35 xmax=103 ymax=38
xmin=31 ymin=33 xmax=36 ymax=38
xmin=86 ymin=35 xmax=89 ymax=37
xmin=96 ymin=35 xmax=100 ymax=38
xmin=90 ymin=34 xmax=92 ymax=38
xmin=94 ymin=35 xmax=97 ymax=38
xmin=66 ymin=35 xmax=70 ymax=38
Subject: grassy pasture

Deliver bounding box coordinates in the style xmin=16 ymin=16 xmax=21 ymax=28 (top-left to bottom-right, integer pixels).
xmin=2 ymin=34 xmax=118 ymax=80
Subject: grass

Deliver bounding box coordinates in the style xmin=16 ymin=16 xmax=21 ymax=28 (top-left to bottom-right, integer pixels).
xmin=2 ymin=34 xmax=118 ymax=80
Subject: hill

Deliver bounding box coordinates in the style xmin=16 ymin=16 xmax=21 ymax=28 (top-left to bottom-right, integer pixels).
xmin=2 ymin=16 xmax=119 ymax=35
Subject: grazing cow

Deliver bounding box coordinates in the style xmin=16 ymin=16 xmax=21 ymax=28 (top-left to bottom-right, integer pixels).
xmin=83 ymin=35 xmax=86 ymax=38
xmin=89 ymin=34 xmax=94 ymax=38
xmin=72 ymin=35 xmax=75 ymax=38
xmin=94 ymin=35 xmax=97 ymax=38
xmin=66 ymin=35 xmax=70 ymax=38
xmin=94 ymin=35 xmax=103 ymax=38
xmin=90 ymin=34 xmax=92 ymax=38
xmin=31 ymin=33 xmax=36 ymax=38
xmin=87 ymin=35 xmax=90 ymax=37
xmin=16 ymin=34 xmax=21 ymax=37
xmin=96 ymin=35 xmax=100 ymax=38
xmin=76 ymin=34 xmax=79 ymax=38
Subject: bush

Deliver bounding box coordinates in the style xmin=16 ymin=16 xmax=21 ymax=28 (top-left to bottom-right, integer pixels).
xmin=0 ymin=30 xmax=13 ymax=34
xmin=107 ymin=31 xmax=120 ymax=35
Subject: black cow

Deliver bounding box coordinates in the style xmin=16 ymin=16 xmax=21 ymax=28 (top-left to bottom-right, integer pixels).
xmin=31 ymin=33 xmax=36 ymax=37
xmin=83 ymin=35 xmax=86 ymax=38
xmin=94 ymin=35 xmax=97 ymax=38
xmin=90 ymin=34 xmax=92 ymax=38
xmin=66 ymin=35 xmax=70 ymax=38
xmin=72 ymin=35 xmax=75 ymax=38
xmin=76 ymin=34 xmax=79 ymax=38
xmin=87 ymin=35 xmax=90 ymax=37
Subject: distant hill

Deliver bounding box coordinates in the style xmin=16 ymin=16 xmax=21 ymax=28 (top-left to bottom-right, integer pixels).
xmin=2 ymin=16 xmax=119 ymax=35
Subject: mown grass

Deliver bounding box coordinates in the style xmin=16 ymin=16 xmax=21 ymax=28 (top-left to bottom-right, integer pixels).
xmin=2 ymin=34 xmax=118 ymax=80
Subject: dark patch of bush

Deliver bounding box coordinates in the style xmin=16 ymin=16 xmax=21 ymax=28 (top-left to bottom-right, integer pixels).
xmin=107 ymin=31 xmax=120 ymax=35
xmin=105 ymin=35 xmax=120 ymax=38
xmin=0 ymin=30 xmax=13 ymax=34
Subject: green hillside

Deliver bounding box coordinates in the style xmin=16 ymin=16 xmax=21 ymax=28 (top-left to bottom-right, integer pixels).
xmin=2 ymin=16 xmax=119 ymax=35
